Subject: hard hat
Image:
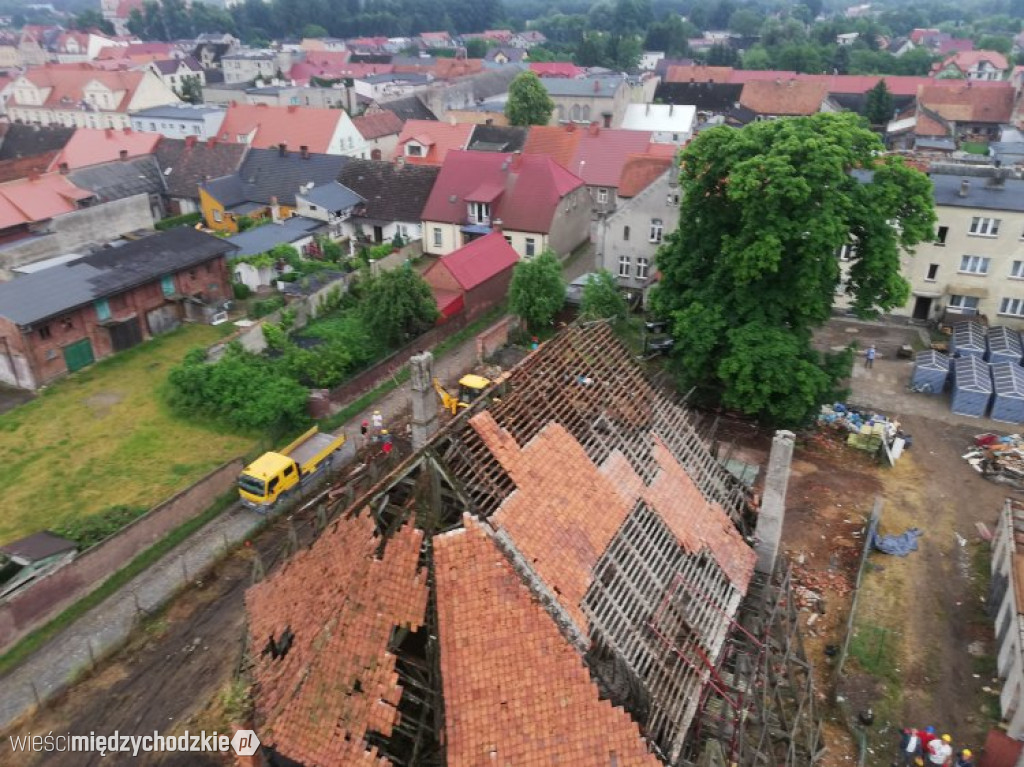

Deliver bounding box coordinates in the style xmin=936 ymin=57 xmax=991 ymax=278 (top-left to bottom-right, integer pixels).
xmin=374 ymin=409 xmax=381 ymax=414
xmin=925 ymin=727 xmax=936 ymax=735
xmin=962 ymin=749 xmax=972 ymax=757
xmin=942 ymin=734 xmax=952 ymax=743
xmin=381 ymin=429 xmax=388 ymax=434
xmin=362 ymin=421 xmax=368 ymax=426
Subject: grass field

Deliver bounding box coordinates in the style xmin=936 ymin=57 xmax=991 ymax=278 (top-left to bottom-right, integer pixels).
xmin=0 ymin=325 xmax=255 ymax=547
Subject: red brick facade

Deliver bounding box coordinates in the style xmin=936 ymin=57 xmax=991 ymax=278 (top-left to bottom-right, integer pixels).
xmin=0 ymin=255 xmax=230 ymax=388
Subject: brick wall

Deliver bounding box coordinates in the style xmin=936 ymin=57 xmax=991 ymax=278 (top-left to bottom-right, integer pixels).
xmin=0 ymin=458 xmax=243 ymax=653
xmin=476 ymin=316 xmax=518 ymax=363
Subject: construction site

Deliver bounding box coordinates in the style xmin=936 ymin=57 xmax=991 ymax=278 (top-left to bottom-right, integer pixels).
xmin=243 ymin=322 xmax=825 ymax=766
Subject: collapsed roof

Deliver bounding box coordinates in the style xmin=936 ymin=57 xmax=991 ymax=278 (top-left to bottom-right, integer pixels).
xmin=245 ymin=323 xmax=822 ymax=766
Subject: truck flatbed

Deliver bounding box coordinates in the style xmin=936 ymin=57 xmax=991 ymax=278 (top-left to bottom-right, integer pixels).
xmin=290 ymin=431 xmax=342 ymax=468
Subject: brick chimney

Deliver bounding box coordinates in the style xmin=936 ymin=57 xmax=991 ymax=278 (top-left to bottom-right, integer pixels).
xmin=588 ymin=122 xmax=599 ymax=137
xmin=185 ymin=135 xmax=197 ymax=148
xmin=119 ymin=149 xmax=128 ymax=160
xmin=58 ymin=162 xmax=69 ymax=174
xmin=300 ymin=145 xmax=309 ymax=159
xmin=278 ymin=142 xmax=287 ymax=157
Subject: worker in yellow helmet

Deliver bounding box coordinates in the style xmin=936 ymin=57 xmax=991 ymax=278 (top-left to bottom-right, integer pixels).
xmin=926 ymin=734 xmax=952 ymax=766
xmin=955 ymin=748 xmax=974 ymax=767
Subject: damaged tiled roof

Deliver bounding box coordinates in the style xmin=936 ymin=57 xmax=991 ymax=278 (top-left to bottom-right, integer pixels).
xmin=434 ymin=515 xmax=662 ymax=767
xmin=917 ymin=82 xmax=1014 ymax=124
xmin=739 ymin=79 xmax=830 ymax=116
xmin=617 ymin=154 xmax=674 ymax=198
xmin=352 ymin=110 xmax=404 ymax=140
xmin=472 ymin=414 xmax=634 ymax=630
xmin=246 ymin=512 xmax=428 ymax=766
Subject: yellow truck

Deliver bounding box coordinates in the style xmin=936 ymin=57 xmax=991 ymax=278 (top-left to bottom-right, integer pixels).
xmin=238 ymin=427 xmax=346 ymax=511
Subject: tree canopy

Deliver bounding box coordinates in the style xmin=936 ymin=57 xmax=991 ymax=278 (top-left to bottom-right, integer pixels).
xmin=360 ymin=265 xmax=439 ymax=348
xmin=652 ymin=113 xmax=936 ymax=426
xmin=863 ymin=79 xmax=894 ymax=126
xmin=508 ymin=250 xmax=565 ymax=331
xmin=504 ymin=71 xmax=555 ymax=126
xmin=580 ymin=270 xmax=627 ymax=321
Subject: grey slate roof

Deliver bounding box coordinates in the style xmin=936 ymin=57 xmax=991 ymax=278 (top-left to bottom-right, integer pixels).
xmin=203 ymin=148 xmax=350 ymax=208
xmin=653 ymin=81 xmax=743 ymax=112
xmin=361 ymin=72 xmax=432 ymax=85
xmin=337 ymin=159 xmax=439 ymax=223
xmin=300 ymin=182 xmax=364 ymax=211
xmin=380 ymin=95 xmax=437 ymax=122
xmin=0 ymin=124 xmax=75 ymax=161
xmin=132 ymin=103 xmax=226 ymax=120
xmin=154 ymin=138 xmax=248 ymax=200
xmin=0 ymin=531 xmax=77 ymax=562
xmin=540 ymin=77 xmax=623 ymax=97
xmin=0 ymin=228 xmax=237 ymax=327
xmin=151 ymin=55 xmax=202 ymax=74
xmin=468 ymin=124 xmax=527 ymax=152
xmin=68 ymin=156 xmax=166 ymax=202
xmin=931 ymin=173 xmax=1024 ymax=212
xmin=225 ymin=216 xmax=324 ymax=257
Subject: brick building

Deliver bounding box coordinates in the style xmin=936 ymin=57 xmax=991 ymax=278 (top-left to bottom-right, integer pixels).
xmin=423 ymin=231 xmax=519 ymax=319
xmin=0 ymin=228 xmax=236 ymax=389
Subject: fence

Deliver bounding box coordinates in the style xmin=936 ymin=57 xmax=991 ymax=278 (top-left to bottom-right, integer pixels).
xmin=835 ymin=496 xmax=883 ymax=767
xmin=0 ymin=459 xmax=243 ymax=653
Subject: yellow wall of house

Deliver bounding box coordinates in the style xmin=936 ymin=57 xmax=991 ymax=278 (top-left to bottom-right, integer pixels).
xmin=200 ymin=187 xmax=237 ymax=233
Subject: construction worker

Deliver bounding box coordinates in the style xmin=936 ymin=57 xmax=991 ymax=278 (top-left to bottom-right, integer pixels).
xmin=381 ymin=429 xmax=393 ymax=456
xmin=954 ymin=749 xmax=974 ymax=767
xmin=898 ymin=728 xmax=922 ymax=767
xmin=371 ymin=410 xmax=383 ymax=442
xmin=926 ymin=734 xmax=953 ymax=766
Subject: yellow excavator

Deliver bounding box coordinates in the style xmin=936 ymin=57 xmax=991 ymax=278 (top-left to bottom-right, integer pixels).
xmin=433 ymin=374 xmax=492 ymax=415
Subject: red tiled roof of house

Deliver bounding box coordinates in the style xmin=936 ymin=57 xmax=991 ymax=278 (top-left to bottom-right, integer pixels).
xmin=422 ymin=150 xmax=583 ymax=233
xmin=352 ymin=110 xmax=403 ymax=140
xmin=16 ymin=65 xmax=148 ymax=114
xmin=51 ymin=127 xmax=160 ymax=170
xmin=618 ymin=153 xmax=674 ymax=198
xmin=528 ymin=61 xmax=584 ymax=78
xmin=217 ymin=103 xmax=345 ymax=154
xmin=434 ymin=514 xmax=663 ymax=767
xmin=0 ymin=150 xmax=60 ymax=184
xmin=0 ymin=173 xmax=95 ymax=230
xmin=395 ymin=120 xmax=473 ymax=165
xmin=910 ymin=28 xmax=941 ymax=44
xmin=524 ymin=124 xmax=655 ymax=188
xmin=939 ymin=49 xmax=1008 ymax=73
xmin=419 ymin=31 xmax=451 ymax=41
xmin=290 ymin=60 xmax=393 ymax=84
xmin=664 ymin=64 xmax=734 ymax=83
xmin=739 ymin=79 xmax=830 ymax=115
xmin=96 ymin=41 xmax=173 ymax=60
xmin=431 ymin=232 xmax=519 ymax=290
xmin=245 ymin=513 xmax=429 ymax=765
xmin=936 ymin=37 xmax=974 ymax=55
xmin=917 ymin=82 xmax=1014 ymax=124
xmin=433 ymin=58 xmax=484 ymax=80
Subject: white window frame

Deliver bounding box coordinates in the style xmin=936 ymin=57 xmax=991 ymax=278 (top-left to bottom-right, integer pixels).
xmin=1000 ymin=297 xmax=1024 ymax=317
xmin=525 ymin=237 xmax=536 ymax=257
xmin=596 ymin=188 xmax=608 ymax=204
xmin=649 ymin=219 xmax=663 ymax=244
xmin=969 ymin=216 xmax=1000 ymax=237
xmin=406 ymin=143 xmax=423 ymax=157
xmin=1011 ymin=261 xmax=1024 ymax=279
xmin=636 ymin=257 xmax=649 ymax=280
xmin=618 ymin=255 xmax=631 ymax=277
xmin=959 ymin=255 xmax=990 ymax=275
xmin=949 ymin=294 xmax=980 ymax=313
xmin=838 ymin=243 xmax=855 ymax=262
xmin=432 ymin=227 xmax=442 ymax=247
xmin=468 ymin=201 xmax=490 ymax=225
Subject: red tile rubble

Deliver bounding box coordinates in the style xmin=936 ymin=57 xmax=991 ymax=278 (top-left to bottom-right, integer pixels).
xmin=245 ymin=512 xmax=428 ymax=766
xmin=434 ymin=515 xmax=662 ymax=766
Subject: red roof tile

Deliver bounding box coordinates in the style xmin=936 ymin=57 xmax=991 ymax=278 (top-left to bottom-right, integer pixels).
xmin=0 ymin=173 xmax=95 ymax=230
xmin=15 ymin=66 xmax=148 ymax=114
xmin=426 ymin=231 xmax=518 ymax=291
xmin=939 ymin=49 xmax=1009 ymax=73
xmin=217 ymin=103 xmax=348 ymax=154
xmin=352 ymin=110 xmax=403 ymax=140
xmin=524 ymin=124 xmax=655 ymax=188
xmin=395 ymin=120 xmax=473 ymax=165
xmin=245 ymin=513 xmax=428 ymax=766
xmin=434 ymin=515 xmax=662 ymax=767
xmin=51 ymin=127 xmax=161 ymax=170
xmin=422 ymin=150 xmax=583 ymax=234
xmin=618 ymin=153 xmax=674 ymax=198
xmin=917 ymin=82 xmax=1014 ymax=124
xmin=528 ymin=62 xmax=584 ymax=78
xmin=522 ymin=124 xmax=581 ymax=168
xmin=739 ymin=79 xmax=830 ymax=115
xmin=665 ymin=64 xmax=734 ymax=83
xmin=0 ymin=150 xmax=60 ymax=184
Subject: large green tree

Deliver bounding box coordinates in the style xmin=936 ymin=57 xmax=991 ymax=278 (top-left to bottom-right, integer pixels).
xmin=580 ymin=270 xmax=627 ymax=321
xmin=863 ymin=78 xmax=894 ymax=126
xmin=360 ymin=265 xmax=439 ymax=348
xmin=652 ymin=113 xmax=936 ymax=426
xmin=509 ymin=250 xmax=565 ymax=331
xmin=505 ymin=71 xmax=555 ymax=126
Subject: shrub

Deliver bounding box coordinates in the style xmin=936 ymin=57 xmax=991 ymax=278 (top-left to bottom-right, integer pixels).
xmin=252 ymin=296 xmax=285 ymax=318
xmin=155 ymin=212 xmax=202 ymax=231
xmin=54 ymin=505 xmax=148 ymax=549
xmin=232 ymin=282 xmax=252 ymax=300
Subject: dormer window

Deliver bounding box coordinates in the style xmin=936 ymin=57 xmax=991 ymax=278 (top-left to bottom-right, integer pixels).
xmin=406 ymin=143 xmax=423 ymax=157
xmin=468 ymin=202 xmax=490 ymax=225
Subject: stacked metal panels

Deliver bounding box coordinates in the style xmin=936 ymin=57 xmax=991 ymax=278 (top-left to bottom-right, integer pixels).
xmin=911 ymin=350 xmax=949 ymax=394
xmin=950 ymin=321 xmax=987 ymax=359
xmin=987 ymin=326 xmax=1023 ymax=365
xmin=990 ymin=362 xmax=1024 ymax=423
xmin=951 ymin=354 xmax=993 ymax=417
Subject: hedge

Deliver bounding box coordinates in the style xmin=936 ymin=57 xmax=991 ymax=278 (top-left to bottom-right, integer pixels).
xmin=155 ymin=212 xmax=202 ymax=231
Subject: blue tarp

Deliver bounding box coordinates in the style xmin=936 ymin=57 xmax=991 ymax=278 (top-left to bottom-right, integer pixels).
xmin=872 ymin=528 xmax=922 ymax=556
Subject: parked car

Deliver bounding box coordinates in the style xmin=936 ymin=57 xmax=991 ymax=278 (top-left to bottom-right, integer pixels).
xmin=565 ymin=273 xmax=600 ymax=306
xmin=646 ymin=335 xmax=675 ymax=355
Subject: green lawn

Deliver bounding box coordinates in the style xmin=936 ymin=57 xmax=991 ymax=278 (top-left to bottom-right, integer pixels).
xmin=962 ymin=140 xmax=989 ymax=155
xmin=0 ymin=325 xmax=255 ymax=547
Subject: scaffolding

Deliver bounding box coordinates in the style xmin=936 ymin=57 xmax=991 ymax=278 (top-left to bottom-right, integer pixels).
xmin=250 ymin=322 xmax=822 ymax=767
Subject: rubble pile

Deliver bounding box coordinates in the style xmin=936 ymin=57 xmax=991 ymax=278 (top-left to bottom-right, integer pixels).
xmin=964 ymin=433 xmax=1024 ymax=488
xmin=817 ymin=403 xmax=901 ymax=453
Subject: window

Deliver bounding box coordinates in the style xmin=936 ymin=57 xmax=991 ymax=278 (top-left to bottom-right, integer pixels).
xmin=936 ymin=225 xmax=948 ymax=245
xmin=468 ymin=202 xmax=490 ymax=224
xmin=406 ymin=143 xmax=423 ymax=157
xmin=1001 ymin=297 xmax=1024 ymax=317
xmin=525 ymin=237 xmax=536 ymax=257
xmin=212 ymin=209 xmax=223 ymax=223
xmin=623 ymin=225 xmax=630 ymax=241
xmin=188 ymin=269 xmax=197 ymax=280
xmin=618 ymin=255 xmax=631 ymax=277
xmin=94 ymin=299 xmax=110 ymax=321
xmin=649 ymin=219 xmax=663 ymax=243
xmin=667 ymin=192 xmax=680 ymax=206
xmin=926 ymin=264 xmax=939 ymax=281
xmin=959 ymin=255 xmax=990 ymax=274
xmin=838 ymin=243 xmax=855 ymax=261
xmin=636 ymin=257 xmax=650 ymax=279
xmin=161 ymin=275 xmax=176 ymax=297
xmin=504 ymin=235 xmax=512 ymax=245
xmin=969 ymin=217 xmax=1000 ymax=236
xmin=38 ymin=324 xmax=51 ymax=340
xmin=949 ymin=294 xmax=980 ymax=313
xmin=596 ymin=188 xmax=608 ymax=203
xmin=1013 ymin=261 xmax=1024 ymax=279
xmin=433 ymin=227 xmax=442 ymax=247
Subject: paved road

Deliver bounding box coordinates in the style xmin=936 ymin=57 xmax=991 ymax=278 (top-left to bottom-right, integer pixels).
xmin=0 ymin=322 xmax=490 ymax=732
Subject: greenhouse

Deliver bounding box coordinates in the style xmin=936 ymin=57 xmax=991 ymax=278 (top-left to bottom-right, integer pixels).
xmin=990 ymin=362 xmax=1024 ymax=423
xmin=951 ymin=354 xmax=993 ymax=418
xmin=950 ymin=321 xmax=987 ymax=359
xmin=986 ymin=326 xmax=1023 ymax=365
